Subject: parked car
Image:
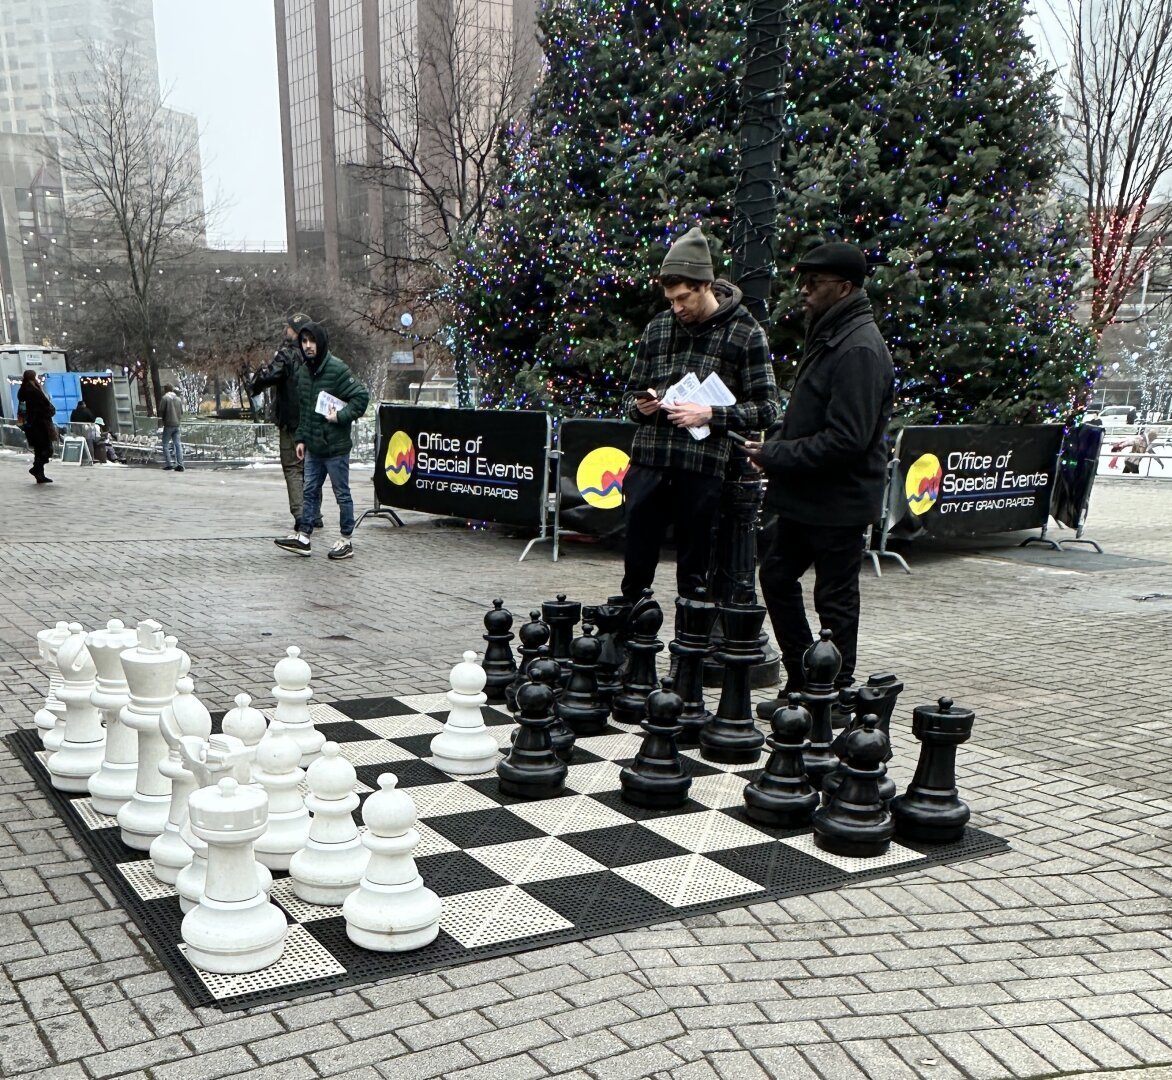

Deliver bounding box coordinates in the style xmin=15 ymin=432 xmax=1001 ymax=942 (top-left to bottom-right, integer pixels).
xmin=1088 ymin=405 xmax=1137 ymax=432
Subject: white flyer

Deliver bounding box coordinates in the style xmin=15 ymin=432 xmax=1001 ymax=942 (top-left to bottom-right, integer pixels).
xmin=315 ymin=390 xmax=347 ymax=417
xmin=662 ymin=372 xmax=737 ymax=440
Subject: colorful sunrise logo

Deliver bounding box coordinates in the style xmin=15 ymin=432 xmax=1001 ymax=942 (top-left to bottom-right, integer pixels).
xmin=384 ymin=430 xmax=415 ymax=486
xmin=905 ymin=453 xmax=943 ymax=515
xmin=576 ymin=446 xmax=630 ymax=509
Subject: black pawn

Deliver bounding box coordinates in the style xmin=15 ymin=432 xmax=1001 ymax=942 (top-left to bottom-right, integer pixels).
xmin=481 ymin=599 xmax=517 ymax=704
xmin=824 ymin=687 xmax=896 ymax=805
xmin=535 ymin=657 xmax=576 ymax=763
xmin=541 ymin=593 xmax=581 ymax=685
xmin=583 ymin=599 xmax=630 ymax=710
xmin=505 ymin=610 xmax=548 ymax=714
xmin=669 ymin=591 xmax=718 ymax=747
xmin=620 ymin=679 xmax=691 ymax=809
xmin=497 ymin=659 xmax=567 ymax=799
xmin=891 ymin=697 xmax=973 ymax=843
xmin=799 ymin=629 xmax=841 ymax=791
xmin=558 ymin=625 xmax=609 ymax=737
xmin=813 ymin=714 xmax=893 ymax=858
xmin=744 ymin=693 xmax=820 ymax=828
xmin=699 ymin=602 xmax=767 ymax=764
xmin=611 ymin=592 xmax=664 ymax=725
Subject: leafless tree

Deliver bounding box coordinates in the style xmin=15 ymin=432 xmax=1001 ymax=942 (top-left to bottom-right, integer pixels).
xmin=52 ymin=44 xmax=207 ymax=412
xmin=340 ymin=0 xmax=538 ymax=400
xmin=1056 ymin=0 xmax=1172 ymax=333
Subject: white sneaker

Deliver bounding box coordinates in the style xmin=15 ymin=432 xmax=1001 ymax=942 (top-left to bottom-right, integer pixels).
xmin=275 ymin=532 xmax=312 ymax=556
xmin=328 ymin=538 xmax=354 ymax=560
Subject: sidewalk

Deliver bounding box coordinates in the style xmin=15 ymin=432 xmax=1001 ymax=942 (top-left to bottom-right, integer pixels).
xmin=1 ymin=454 xmax=1170 ymax=1080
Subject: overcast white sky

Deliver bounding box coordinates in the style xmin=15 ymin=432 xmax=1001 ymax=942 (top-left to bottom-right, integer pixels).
xmin=153 ymin=0 xmax=286 ymax=250
xmin=149 ymin=2 xmax=1070 ymax=253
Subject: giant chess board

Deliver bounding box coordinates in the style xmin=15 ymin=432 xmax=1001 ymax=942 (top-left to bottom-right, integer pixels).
xmin=8 ymin=693 xmax=1008 ymax=1011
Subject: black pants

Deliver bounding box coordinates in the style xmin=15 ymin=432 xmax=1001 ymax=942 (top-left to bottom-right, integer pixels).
xmin=758 ymin=516 xmax=865 ymax=689
xmin=621 ymin=464 xmax=724 ymax=601
xmin=28 ymin=436 xmax=52 ymax=477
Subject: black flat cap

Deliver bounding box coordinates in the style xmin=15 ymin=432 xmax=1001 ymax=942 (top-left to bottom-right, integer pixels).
xmin=794 ymin=242 xmax=868 ymax=287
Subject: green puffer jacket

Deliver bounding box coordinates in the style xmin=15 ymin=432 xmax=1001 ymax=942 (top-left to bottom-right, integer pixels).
xmin=293 ymin=322 xmax=370 ymax=457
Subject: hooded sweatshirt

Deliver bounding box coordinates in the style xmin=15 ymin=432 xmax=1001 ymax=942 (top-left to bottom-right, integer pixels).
xmin=622 ymin=279 xmax=780 ymax=476
xmin=293 ymin=322 xmax=371 ymax=457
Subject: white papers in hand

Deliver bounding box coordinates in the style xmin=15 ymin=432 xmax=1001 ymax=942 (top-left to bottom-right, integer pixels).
xmin=663 ymin=372 xmax=737 ymax=440
xmin=315 ymin=390 xmax=347 ymax=417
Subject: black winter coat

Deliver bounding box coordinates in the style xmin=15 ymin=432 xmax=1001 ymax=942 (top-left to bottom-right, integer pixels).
xmin=756 ymin=291 xmax=894 ymax=527
xmin=248 ymin=344 xmax=303 ymax=431
xmin=18 ymin=381 xmax=56 ymax=449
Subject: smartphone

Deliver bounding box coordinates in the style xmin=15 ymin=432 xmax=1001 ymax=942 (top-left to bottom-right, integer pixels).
xmin=633 ymin=389 xmax=658 ymax=401
xmin=725 ymin=430 xmax=749 ymax=445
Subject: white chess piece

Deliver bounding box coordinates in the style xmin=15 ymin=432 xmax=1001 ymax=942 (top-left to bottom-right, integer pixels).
xmin=430 ymin=651 xmax=498 ymax=774
xmin=176 ymin=734 xmax=272 ymax=913
xmin=253 ymin=725 xmax=310 ymax=871
xmin=289 ymin=742 xmax=369 ymax=905
xmin=343 ymin=773 xmax=441 ymax=952
xmin=151 ymin=678 xmax=212 ymax=884
xmin=222 ymin=693 xmax=267 ymax=782
xmin=181 ymin=777 xmax=287 ymax=973
xmin=34 ymin=621 xmax=71 ymax=748
xmin=116 ymin=622 xmax=187 ymax=851
xmin=272 ymin=646 xmax=324 ymax=766
xmin=46 ymin=624 xmax=106 ymax=792
xmin=86 ymin=619 xmax=141 ymax=815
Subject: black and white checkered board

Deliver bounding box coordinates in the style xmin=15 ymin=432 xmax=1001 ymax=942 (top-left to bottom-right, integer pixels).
xmin=8 ymin=693 xmax=1007 ymax=1011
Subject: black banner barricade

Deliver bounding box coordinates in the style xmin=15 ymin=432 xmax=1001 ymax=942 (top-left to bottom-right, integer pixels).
xmin=1022 ymin=424 xmax=1105 ymax=553
xmin=556 ymin=419 xmax=636 ymax=540
xmin=893 ymin=425 xmax=1064 ymax=538
xmin=368 ymin=405 xmax=551 ymax=534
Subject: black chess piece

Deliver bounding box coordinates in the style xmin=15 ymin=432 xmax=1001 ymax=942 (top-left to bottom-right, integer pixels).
xmin=533 ymin=657 xmax=576 ymax=763
xmin=621 ymin=679 xmax=691 ymax=809
xmin=505 ymin=610 xmax=549 ymax=714
xmin=698 ymin=602 xmax=767 ymax=764
xmin=669 ymin=591 xmax=717 ymax=746
xmin=891 ymin=697 xmax=973 ymax=843
xmin=481 ymin=599 xmax=517 ymax=704
xmin=558 ymin=626 xmax=609 ymax=737
xmin=611 ymin=592 xmax=663 ymax=725
xmin=497 ymin=659 xmax=567 ymax=799
xmin=744 ymin=693 xmax=820 ymax=828
xmin=541 ymin=594 xmax=581 ymax=685
xmin=813 ymin=713 xmax=893 ymax=857
xmin=822 ymin=688 xmax=861 ymax=804
xmin=799 ymin=629 xmax=841 ymax=791
xmin=584 ymin=599 xmax=631 ymax=710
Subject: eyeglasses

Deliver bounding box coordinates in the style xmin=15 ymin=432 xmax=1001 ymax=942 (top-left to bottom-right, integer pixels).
xmin=798 ymin=274 xmax=848 ymax=291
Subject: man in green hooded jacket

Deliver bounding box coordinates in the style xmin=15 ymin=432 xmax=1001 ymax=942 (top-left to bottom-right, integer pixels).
xmin=274 ymin=322 xmax=370 ymax=560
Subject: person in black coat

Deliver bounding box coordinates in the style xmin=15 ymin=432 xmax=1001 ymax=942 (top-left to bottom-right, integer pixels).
xmin=743 ymin=242 xmax=894 ymax=697
xmin=70 ymin=400 xmax=95 ymax=424
xmin=17 ymin=369 xmax=57 ymax=484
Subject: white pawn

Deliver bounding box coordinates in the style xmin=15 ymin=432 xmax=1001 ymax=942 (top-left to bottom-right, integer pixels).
xmin=117 ymin=623 xmax=187 ymax=851
xmin=253 ymin=725 xmax=310 ymax=870
xmin=222 ymin=693 xmax=267 ymax=782
xmin=272 ymin=646 xmax=324 ymax=766
xmin=181 ymin=777 xmax=287 ymax=974
xmin=34 ymin=621 xmax=71 ymax=748
xmin=47 ymin=624 xmax=105 ymax=792
xmin=430 ymin=651 xmax=498 ymax=774
xmin=290 ymin=742 xmax=369 ymax=905
xmin=151 ymin=677 xmax=212 ymax=884
xmin=176 ymin=734 xmax=272 ymax=913
xmin=87 ymin=619 xmax=140 ymax=815
xmin=343 ymin=773 xmax=441 ymax=952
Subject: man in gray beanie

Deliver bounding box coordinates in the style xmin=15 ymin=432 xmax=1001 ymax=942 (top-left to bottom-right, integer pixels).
xmin=249 ymin=312 xmax=322 ymax=531
xmin=620 ymin=226 xmax=780 ymax=601
xmin=742 ymin=240 xmax=894 ymax=706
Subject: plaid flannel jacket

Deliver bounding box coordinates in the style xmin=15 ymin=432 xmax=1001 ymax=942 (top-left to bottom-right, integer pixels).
xmin=623 ymin=281 xmax=780 ymax=476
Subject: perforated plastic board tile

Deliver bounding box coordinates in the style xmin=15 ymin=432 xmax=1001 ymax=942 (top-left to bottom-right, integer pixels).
xmin=6 ymin=696 xmax=1009 ymax=1013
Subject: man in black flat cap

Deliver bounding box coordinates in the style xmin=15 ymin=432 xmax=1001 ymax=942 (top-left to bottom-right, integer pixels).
xmin=742 ymin=241 xmax=894 ymax=703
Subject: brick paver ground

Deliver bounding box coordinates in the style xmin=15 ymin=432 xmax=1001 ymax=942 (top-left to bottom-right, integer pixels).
xmin=1 ymin=451 xmax=1170 ymax=1080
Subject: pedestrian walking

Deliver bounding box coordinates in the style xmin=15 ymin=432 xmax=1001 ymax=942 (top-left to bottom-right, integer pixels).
xmin=159 ymin=385 xmax=185 ymax=472
xmin=274 ymin=322 xmax=369 ymax=560
xmin=17 ymin=369 xmax=57 ymax=484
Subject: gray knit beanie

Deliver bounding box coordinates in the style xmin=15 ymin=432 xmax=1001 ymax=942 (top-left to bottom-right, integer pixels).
xmin=660 ymin=226 xmax=714 ymax=282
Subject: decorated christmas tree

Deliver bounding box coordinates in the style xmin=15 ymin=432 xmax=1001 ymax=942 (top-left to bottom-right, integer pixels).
xmin=453 ymin=0 xmax=742 ymax=415
xmin=771 ymin=0 xmax=1097 ymax=423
